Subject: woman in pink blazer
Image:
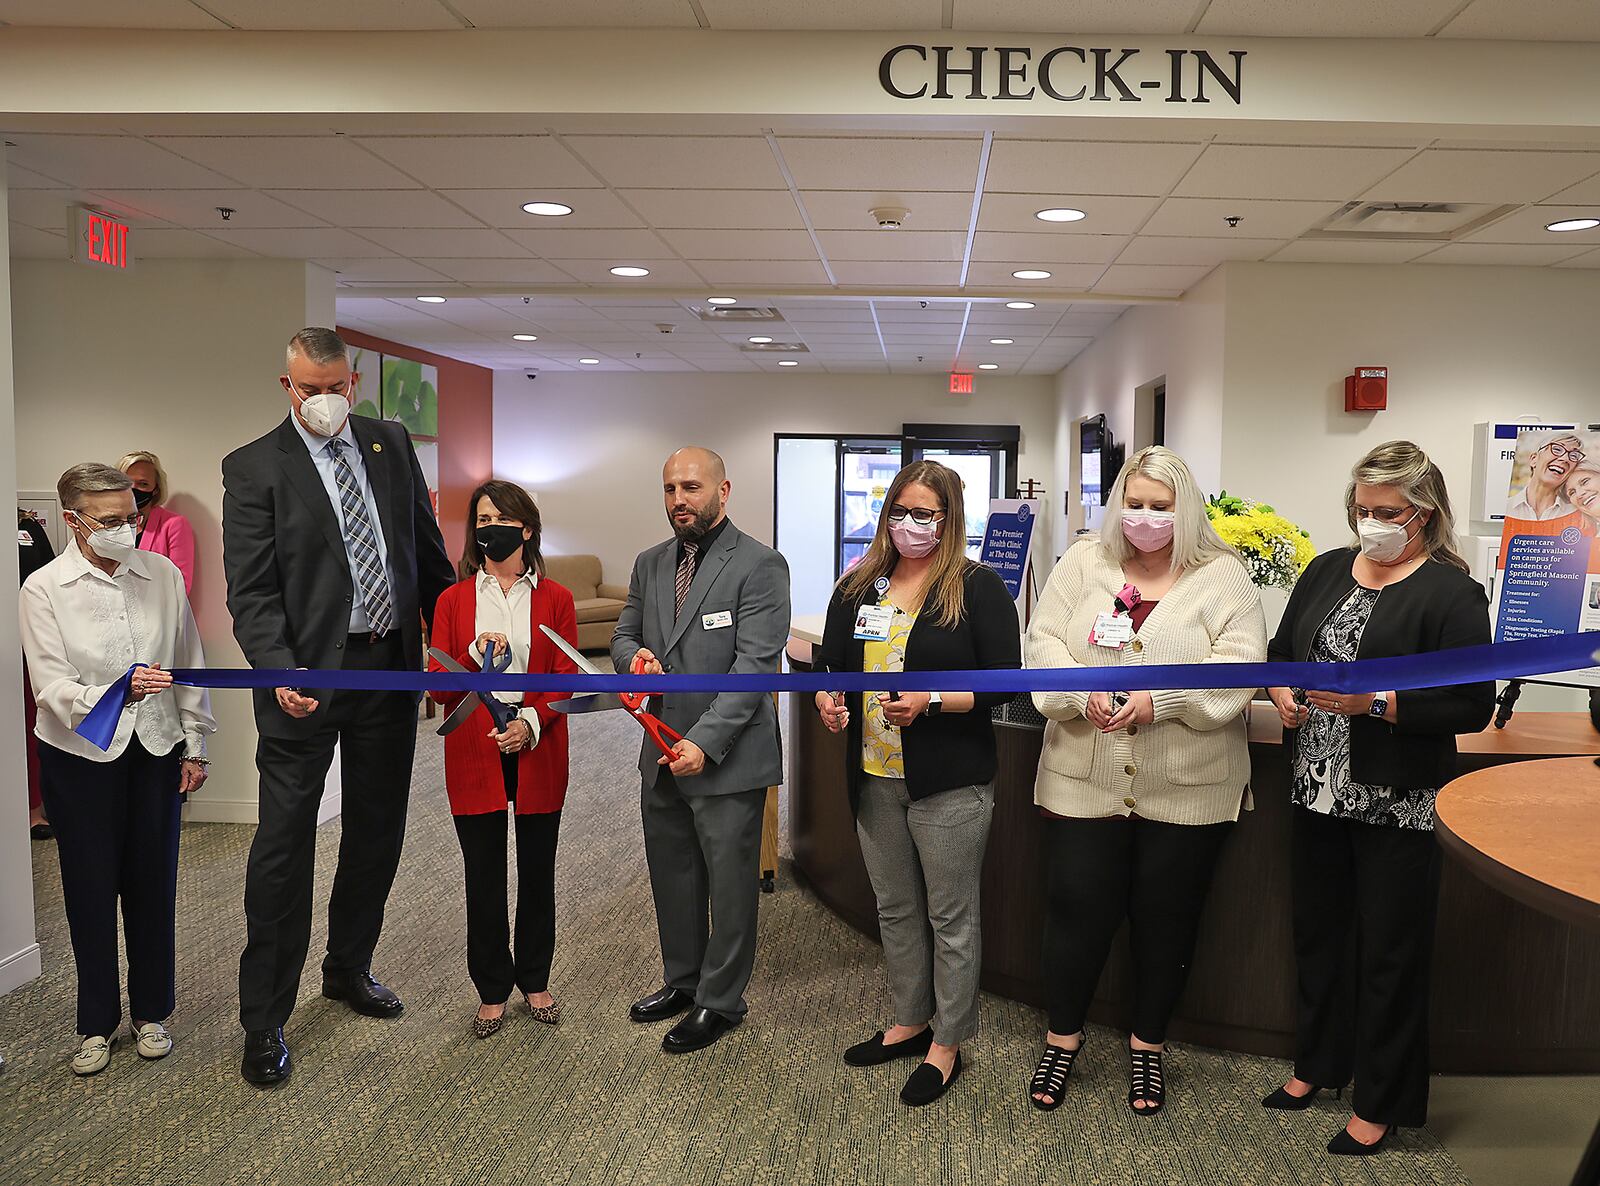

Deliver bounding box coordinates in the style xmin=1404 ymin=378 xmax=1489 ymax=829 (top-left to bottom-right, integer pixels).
xmin=119 ymin=451 xmax=196 ymax=595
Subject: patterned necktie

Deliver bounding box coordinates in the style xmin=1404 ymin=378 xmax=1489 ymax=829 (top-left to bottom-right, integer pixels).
xmin=327 ymin=439 xmax=395 ymax=635
xmin=674 ymin=540 xmax=699 ymax=620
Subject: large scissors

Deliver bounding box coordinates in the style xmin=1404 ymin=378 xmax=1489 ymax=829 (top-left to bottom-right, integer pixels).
xmin=427 ymin=640 xmax=519 ymax=737
xmin=538 ymin=624 xmax=686 ymax=760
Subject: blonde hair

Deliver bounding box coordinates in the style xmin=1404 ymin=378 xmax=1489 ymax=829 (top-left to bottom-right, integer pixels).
xmin=836 ymin=460 xmax=973 ymax=629
xmin=1345 ymin=440 xmax=1469 ymax=572
xmin=1100 ymin=446 xmax=1235 ymax=573
xmin=118 ymin=450 xmax=168 ymax=506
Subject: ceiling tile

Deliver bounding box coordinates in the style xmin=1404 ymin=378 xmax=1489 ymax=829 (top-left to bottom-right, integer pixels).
xmin=262 ymin=189 xmax=483 ymax=228
xmin=5 ymin=189 xmax=90 ymax=230
xmin=830 ymin=261 xmax=965 ymax=287
xmin=621 ymin=188 xmax=801 ymax=230
xmin=986 ymin=141 xmax=1204 ymax=197
xmin=1553 ymin=247 xmax=1600 ymax=268
xmin=550 ymin=259 xmax=707 ymax=285
xmin=1141 ymin=196 xmax=1344 ymax=238
xmin=1268 ymin=239 xmax=1436 ymax=263
xmin=320 ymin=258 xmax=453 ymax=282
xmin=1410 ymin=242 xmax=1596 ymax=266
xmin=0 ymin=0 xmax=224 ymax=26
xmin=778 ymin=137 xmax=983 ymax=194
xmin=439 ymin=188 xmax=644 ymax=229
xmin=206 ymin=227 xmax=393 ymax=257
xmin=1195 ymin=0 xmax=1461 ymax=35
xmin=500 ymin=228 xmax=679 ymax=259
xmin=802 ymin=190 xmax=972 ymax=233
xmin=563 ymin=136 xmax=786 ymax=190
xmin=4 ymin=222 xmax=67 ymax=259
xmin=1094 ymin=263 xmax=1215 ymax=292
xmin=1437 ymin=0 xmax=1600 ymax=40
xmin=92 ymin=188 xmax=328 ymax=228
xmin=977 ymin=193 xmax=1159 ymax=236
xmin=450 ymin=0 xmax=699 ymax=26
xmin=950 ymin=0 xmax=1194 ymax=31
xmin=656 ymin=229 xmax=820 ymax=260
xmin=1175 ymin=145 xmax=1415 ymax=200
xmin=1361 ymin=150 xmax=1600 ymax=205
xmin=356 ymin=136 xmax=599 ymax=189
xmin=700 ymin=0 xmax=938 ymax=27
xmin=205 ymin=0 xmax=461 ymax=26
xmin=1463 ymin=205 xmax=1600 ymax=245
xmin=692 ymin=260 xmax=832 ymax=285
xmin=1115 ymin=236 xmax=1284 ymax=265
xmin=815 ymin=229 xmax=968 ymax=262
xmin=151 ymin=136 xmax=422 ymax=188
xmin=130 ymin=227 xmax=261 ymax=258
xmin=1544 ymin=171 xmax=1600 ymax=205
xmin=1 ymin=162 xmax=74 ymax=188
xmin=971 ymin=231 xmax=1128 ymax=265
xmin=415 ymin=258 xmax=580 ymax=283
xmin=356 ymin=227 xmax=525 ymax=257
xmin=4 ymin=135 xmax=238 ymax=189
xmin=964 ymin=262 xmax=1106 ymax=288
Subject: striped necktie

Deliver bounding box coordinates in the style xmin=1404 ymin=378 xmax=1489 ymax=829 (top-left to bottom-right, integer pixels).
xmin=674 ymin=540 xmax=699 ymax=620
xmin=327 ymin=439 xmax=395 ymax=635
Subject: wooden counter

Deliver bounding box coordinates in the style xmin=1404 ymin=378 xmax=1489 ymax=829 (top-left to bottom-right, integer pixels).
xmin=787 ymin=655 xmax=1600 ymax=1072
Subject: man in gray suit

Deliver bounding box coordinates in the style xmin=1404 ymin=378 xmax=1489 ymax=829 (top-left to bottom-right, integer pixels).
xmin=612 ymin=446 xmax=790 ymax=1054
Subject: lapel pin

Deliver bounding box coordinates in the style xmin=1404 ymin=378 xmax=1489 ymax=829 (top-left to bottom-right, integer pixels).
xmin=372 ymin=442 xmax=383 ymax=453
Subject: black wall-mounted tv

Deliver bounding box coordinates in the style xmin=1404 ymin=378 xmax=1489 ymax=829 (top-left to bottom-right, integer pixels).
xmin=1079 ymin=414 xmax=1125 ymax=508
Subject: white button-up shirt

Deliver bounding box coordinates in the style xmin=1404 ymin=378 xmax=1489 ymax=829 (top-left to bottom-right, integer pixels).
xmin=19 ymin=542 xmax=216 ymax=763
xmin=469 ymin=567 xmax=542 ymax=743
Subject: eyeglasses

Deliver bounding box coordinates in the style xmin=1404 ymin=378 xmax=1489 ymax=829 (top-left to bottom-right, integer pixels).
xmin=72 ymin=510 xmax=139 ymax=531
xmin=885 ymin=506 xmax=944 ymax=526
xmin=1353 ymin=505 xmax=1415 ymax=523
xmin=1543 ymin=441 xmax=1586 ymax=464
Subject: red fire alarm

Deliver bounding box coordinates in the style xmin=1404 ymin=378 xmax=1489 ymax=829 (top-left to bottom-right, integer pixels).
xmin=1344 ymin=366 xmax=1387 ymax=412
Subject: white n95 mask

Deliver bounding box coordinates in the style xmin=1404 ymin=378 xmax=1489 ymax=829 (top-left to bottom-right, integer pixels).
xmin=1356 ymin=512 xmax=1417 ymax=564
xmin=297 ymin=387 xmax=352 ymax=437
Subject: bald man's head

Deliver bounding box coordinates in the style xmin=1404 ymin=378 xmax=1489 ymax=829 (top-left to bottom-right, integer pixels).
xmin=663 ymin=446 xmax=731 ymax=541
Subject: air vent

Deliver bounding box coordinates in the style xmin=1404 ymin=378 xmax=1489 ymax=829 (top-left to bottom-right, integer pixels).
xmin=693 ymin=305 xmax=787 ymax=323
xmin=738 ymin=341 xmax=810 ymax=354
xmin=1302 ymin=201 xmax=1519 ymax=241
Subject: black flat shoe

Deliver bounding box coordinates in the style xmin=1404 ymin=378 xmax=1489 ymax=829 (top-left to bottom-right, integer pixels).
xmin=1327 ymin=1124 xmax=1395 ymax=1156
xmin=629 ymin=986 xmax=694 ymax=1024
xmin=321 ymin=971 xmax=403 ymax=1018
xmin=241 ymin=1027 xmax=291 ymax=1086
xmin=30 ymin=823 xmax=52 ymax=841
xmin=1128 ymin=1047 xmax=1166 ymax=1116
xmin=901 ymin=1051 xmax=962 ymax=1107
xmin=1029 ymin=1040 xmax=1084 ymax=1111
xmin=843 ymin=1028 xmax=933 ymax=1067
xmin=662 ymin=1007 xmax=740 ymax=1054
xmin=1262 ymin=1083 xmax=1341 ymax=1111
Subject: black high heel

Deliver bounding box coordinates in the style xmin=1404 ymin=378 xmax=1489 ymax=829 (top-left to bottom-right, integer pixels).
xmin=1327 ymin=1123 xmax=1395 ymax=1156
xmin=1029 ymin=1039 xmax=1084 ymax=1111
xmin=1127 ymin=1047 xmax=1166 ymax=1116
xmin=1261 ymin=1083 xmax=1343 ymax=1111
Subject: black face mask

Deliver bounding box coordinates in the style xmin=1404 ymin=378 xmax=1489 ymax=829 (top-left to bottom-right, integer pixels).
xmin=476 ymin=524 xmax=526 ymax=564
xmin=133 ymin=489 xmax=156 ymax=510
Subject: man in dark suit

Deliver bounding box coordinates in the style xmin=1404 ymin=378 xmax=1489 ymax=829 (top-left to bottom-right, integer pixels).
xmin=612 ymin=447 xmax=790 ymax=1054
xmin=223 ymin=327 xmax=454 ymax=1086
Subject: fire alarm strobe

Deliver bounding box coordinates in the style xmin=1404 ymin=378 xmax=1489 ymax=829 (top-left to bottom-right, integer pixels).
xmin=1344 ymin=366 xmax=1388 ymax=412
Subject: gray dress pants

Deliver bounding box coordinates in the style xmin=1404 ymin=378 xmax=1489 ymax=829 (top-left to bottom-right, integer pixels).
xmin=856 ymin=773 xmax=995 ymax=1046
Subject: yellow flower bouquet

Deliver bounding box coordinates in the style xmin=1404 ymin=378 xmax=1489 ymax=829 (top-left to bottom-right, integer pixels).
xmin=1205 ymin=491 xmax=1316 ymax=589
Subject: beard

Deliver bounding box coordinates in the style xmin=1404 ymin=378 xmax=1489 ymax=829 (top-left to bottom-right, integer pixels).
xmin=670 ymin=495 xmax=722 ymax=541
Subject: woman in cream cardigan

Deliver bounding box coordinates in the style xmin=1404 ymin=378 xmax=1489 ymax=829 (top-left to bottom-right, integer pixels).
xmin=1023 ymin=446 xmax=1265 ymax=1117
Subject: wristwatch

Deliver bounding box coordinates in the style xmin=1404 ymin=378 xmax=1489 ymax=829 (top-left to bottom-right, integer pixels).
xmin=925 ymin=691 xmax=943 ymax=716
xmin=1368 ymin=694 xmax=1389 ymax=719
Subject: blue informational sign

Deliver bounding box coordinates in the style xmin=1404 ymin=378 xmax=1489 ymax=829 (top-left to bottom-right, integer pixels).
xmin=980 ymin=499 xmax=1040 ymax=601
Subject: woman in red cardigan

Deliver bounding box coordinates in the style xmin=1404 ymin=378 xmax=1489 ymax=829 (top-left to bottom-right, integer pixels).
xmin=429 ymin=480 xmax=578 ymax=1039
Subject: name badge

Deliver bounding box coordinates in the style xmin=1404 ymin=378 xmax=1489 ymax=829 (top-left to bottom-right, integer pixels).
xmin=853 ymin=603 xmax=894 ymax=642
xmin=18 ymin=530 xmax=33 ymax=545
xmin=1089 ymin=612 xmax=1133 ymax=649
xmin=701 ymin=610 xmax=733 ymax=631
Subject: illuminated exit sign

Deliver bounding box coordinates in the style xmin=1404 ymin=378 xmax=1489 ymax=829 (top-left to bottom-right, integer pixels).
xmin=68 ymin=206 xmax=134 ymax=271
xmin=949 ymin=372 xmax=974 ymax=394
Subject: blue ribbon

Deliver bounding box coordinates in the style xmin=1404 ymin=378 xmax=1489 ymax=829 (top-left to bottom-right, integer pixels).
xmin=75 ymin=630 xmax=1599 ymax=751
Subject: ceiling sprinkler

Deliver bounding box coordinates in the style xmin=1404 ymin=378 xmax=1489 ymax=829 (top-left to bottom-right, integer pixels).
xmin=216 ymin=207 xmax=236 ymax=221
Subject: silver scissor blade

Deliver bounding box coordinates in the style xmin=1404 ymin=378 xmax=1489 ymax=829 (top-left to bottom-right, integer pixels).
xmin=428 ymin=646 xmax=469 ymax=674
xmin=537 ymin=624 xmax=607 ymax=676
xmin=549 ymin=693 xmax=624 ymax=715
xmin=436 ymin=694 xmax=480 ymax=736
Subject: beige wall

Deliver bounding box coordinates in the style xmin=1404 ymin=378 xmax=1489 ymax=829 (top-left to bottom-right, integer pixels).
xmin=10 ymin=257 xmax=335 ymax=823
xmin=492 ymin=370 xmax=1059 ymax=585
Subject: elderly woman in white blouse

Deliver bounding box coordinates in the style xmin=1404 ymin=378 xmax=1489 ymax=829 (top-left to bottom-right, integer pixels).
xmin=19 ymin=463 xmax=214 ymax=1077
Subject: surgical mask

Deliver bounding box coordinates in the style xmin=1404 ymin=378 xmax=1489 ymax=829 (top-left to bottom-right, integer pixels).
xmin=1121 ymin=509 xmax=1175 ymax=552
xmin=294 ymin=384 xmax=352 ymax=437
xmin=74 ymin=517 xmax=137 ymax=564
xmin=889 ymin=517 xmax=942 ymax=559
xmin=476 ymin=524 xmax=526 ymax=563
xmin=1356 ymin=511 xmax=1418 ymax=564
xmin=133 ymin=488 xmax=156 ymax=510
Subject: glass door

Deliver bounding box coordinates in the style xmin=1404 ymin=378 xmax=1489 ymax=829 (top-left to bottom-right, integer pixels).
xmin=838 ymin=438 xmax=903 ymax=574
xmin=915 ymin=446 xmax=1003 ymax=559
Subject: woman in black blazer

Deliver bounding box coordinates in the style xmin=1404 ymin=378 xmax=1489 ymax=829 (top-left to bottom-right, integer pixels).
xmin=1261 ymin=441 xmax=1493 ymax=1156
xmin=814 ymin=460 xmax=1020 ymax=1108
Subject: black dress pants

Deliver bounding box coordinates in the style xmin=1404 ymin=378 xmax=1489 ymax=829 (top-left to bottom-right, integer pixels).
xmin=239 ymin=633 xmax=418 ymax=1031
xmin=1041 ymin=813 xmax=1234 ymax=1043
xmin=37 ymin=738 xmax=182 ymax=1038
xmin=1291 ymin=806 xmax=1441 ymax=1128
xmin=452 ymin=755 xmax=562 ymax=1003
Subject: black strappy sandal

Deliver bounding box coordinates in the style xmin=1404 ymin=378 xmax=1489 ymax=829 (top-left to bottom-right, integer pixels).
xmin=1029 ymin=1041 xmax=1084 ymax=1111
xmin=1128 ymin=1047 xmax=1166 ymax=1116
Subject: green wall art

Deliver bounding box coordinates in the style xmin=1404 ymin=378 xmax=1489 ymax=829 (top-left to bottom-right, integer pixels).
xmin=382 ymin=356 xmax=439 ymax=437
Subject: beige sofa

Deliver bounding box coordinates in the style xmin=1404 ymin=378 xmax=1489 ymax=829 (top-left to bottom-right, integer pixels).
xmin=543 ymin=554 xmax=629 ymax=651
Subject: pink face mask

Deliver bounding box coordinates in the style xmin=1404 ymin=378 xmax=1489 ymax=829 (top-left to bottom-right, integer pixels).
xmin=889 ymin=517 xmax=942 ymax=559
xmin=1121 ymin=509 xmax=1175 ymax=552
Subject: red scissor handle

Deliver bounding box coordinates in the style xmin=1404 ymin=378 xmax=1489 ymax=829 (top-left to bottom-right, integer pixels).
xmin=626 ymin=655 xmax=684 ymax=759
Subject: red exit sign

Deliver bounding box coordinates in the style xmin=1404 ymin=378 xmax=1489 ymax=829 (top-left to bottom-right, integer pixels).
xmin=949 ymin=372 xmax=974 ymax=394
xmin=69 ymin=206 xmax=134 ymax=271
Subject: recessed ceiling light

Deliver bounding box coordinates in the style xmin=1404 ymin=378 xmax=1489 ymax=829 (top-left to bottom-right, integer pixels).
xmin=778 ymin=360 xmax=799 ymax=367
xmin=578 ymin=357 xmax=601 ymax=365
xmin=1005 ymin=301 xmax=1035 ymax=309
xmin=521 ymin=201 xmax=573 ymax=217
xmin=609 ymin=265 xmax=650 ymax=277
xmin=978 ymin=363 xmax=1000 ymax=370
xmin=1011 ymin=269 xmax=1052 ymax=280
xmin=415 ymin=295 xmax=447 ymax=303
xmin=707 ymin=296 xmax=739 ymax=306
xmin=1035 ymin=207 xmax=1087 ymax=223
xmin=989 ymin=337 xmax=1015 ymax=345
xmin=748 ymin=335 xmax=773 ymax=344
xmin=512 ymin=334 xmax=539 ymax=342
xmin=1546 ymin=217 xmax=1600 ymax=232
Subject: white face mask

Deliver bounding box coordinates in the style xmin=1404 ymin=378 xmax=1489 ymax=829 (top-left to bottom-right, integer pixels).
xmin=293 ymin=382 xmax=352 ymax=437
xmin=73 ymin=516 xmax=137 ymax=564
xmin=1356 ymin=510 xmax=1419 ymax=564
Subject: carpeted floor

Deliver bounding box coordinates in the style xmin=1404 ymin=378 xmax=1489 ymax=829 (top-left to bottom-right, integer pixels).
xmin=0 ymin=709 xmax=1476 ymax=1186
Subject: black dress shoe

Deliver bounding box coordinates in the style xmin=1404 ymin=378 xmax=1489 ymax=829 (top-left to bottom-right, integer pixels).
xmin=1327 ymin=1124 xmax=1395 ymax=1156
xmin=901 ymin=1051 xmax=962 ymax=1107
xmin=321 ymin=971 xmax=404 ymax=1018
xmin=241 ymin=1028 xmax=291 ymax=1086
xmin=662 ymin=1007 xmax=740 ymax=1054
xmin=843 ymin=1028 xmax=934 ymax=1067
xmin=628 ymin=986 xmax=694 ymax=1024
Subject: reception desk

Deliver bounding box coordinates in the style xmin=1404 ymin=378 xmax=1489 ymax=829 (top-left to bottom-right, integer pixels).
xmin=785 ymin=638 xmax=1600 ymax=1073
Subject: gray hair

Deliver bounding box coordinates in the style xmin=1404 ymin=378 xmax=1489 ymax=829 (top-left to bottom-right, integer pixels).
xmin=1099 ymin=445 xmax=1236 ymax=574
xmin=286 ymin=327 xmax=349 ymax=369
xmin=1345 ymin=440 xmax=1469 ymax=572
xmin=1527 ymin=429 xmax=1585 ymax=454
xmin=57 ymin=462 xmax=132 ymax=511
